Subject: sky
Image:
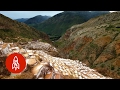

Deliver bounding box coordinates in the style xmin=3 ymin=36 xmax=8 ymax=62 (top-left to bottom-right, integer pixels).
xmin=0 ymin=11 xmax=64 ymax=19
xmin=0 ymin=11 xmax=117 ymax=19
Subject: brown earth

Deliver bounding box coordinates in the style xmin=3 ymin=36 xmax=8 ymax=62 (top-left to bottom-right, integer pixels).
xmin=56 ymin=11 xmax=120 ymax=78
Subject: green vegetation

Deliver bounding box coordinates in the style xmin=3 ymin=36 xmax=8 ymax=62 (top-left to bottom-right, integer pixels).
xmin=29 ymin=11 xmax=109 ymax=41
xmin=69 ymin=50 xmax=79 ymax=59
xmin=100 ymin=63 xmax=105 ymax=68
xmin=105 ymin=24 xmax=115 ymax=30
xmin=49 ymin=35 xmax=61 ymax=41
xmin=105 ymin=24 xmax=120 ymax=32
xmin=89 ymin=42 xmax=98 ymax=49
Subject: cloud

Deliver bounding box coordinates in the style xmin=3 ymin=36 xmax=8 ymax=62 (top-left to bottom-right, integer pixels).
xmin=109 ymin=11 xmax=117 ymax=13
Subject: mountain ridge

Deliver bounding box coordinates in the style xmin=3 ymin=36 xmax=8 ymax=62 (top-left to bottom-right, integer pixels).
xmin=24 ymin=15 xmax=51 ymax=25
xmin=31 ymin=11 xmax=110 ymax=41
xmin=15 ymin=18 xmax=29 ymax=22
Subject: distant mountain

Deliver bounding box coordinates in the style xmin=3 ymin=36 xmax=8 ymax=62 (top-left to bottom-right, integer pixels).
xmin=0 ymin=13 xmax=51 ymax=43
xmin=15 ymin=18 xmax=29 ymax=22
xmin=24 ymin=15 xmax=51 ymax=25
xmin=55 ymin=11 xmax=120 ymax=78
xmin=32 ymin=11 xmax=110 ymax=41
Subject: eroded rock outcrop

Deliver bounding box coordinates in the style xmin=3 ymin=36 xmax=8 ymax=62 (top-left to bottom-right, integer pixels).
xmin=25 ymin=41 xmax=59 ymax=57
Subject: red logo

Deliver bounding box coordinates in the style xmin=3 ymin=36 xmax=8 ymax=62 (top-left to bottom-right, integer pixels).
xmin=6 ymin=53 xmax=26 ymax=73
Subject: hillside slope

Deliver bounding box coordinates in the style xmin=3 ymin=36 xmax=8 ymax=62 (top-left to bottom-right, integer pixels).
xmin=55 ymin=11 xmax=120 ymax=78
xmin=32 ymin=11 xmax=110 ymax=41
xmin=24 ymin=15 xmax=50 ymax=26
xmin=0 ymin=13 xmax=51 ymax=43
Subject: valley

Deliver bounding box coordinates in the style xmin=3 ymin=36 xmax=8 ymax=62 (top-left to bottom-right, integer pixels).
xmin=0 ymin=11 xmax=120 ymax=79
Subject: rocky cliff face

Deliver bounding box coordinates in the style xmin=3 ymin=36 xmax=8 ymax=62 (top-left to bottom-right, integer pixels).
xmin=55 ymin=11 xmax=120 ymax=78
xmin=0 ymin=41 xmax=111 ymax=79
